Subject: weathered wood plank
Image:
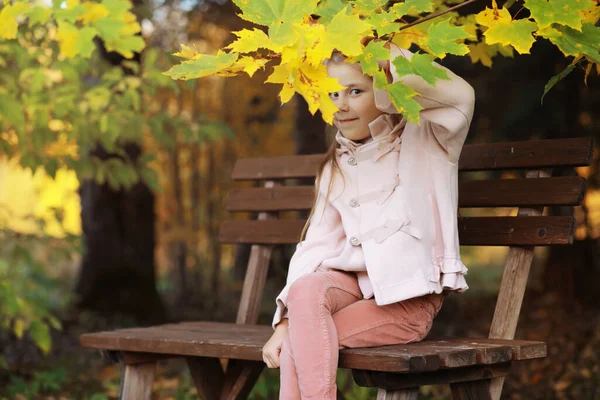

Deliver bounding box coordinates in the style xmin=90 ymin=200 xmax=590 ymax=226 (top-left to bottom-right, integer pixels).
xmin=450 ymin=379 xmax=493 ymax=400
xmin=120 ymin=362 xmax=155 ymax=400
xmin=377 ymin=387 xmax=419 ymax=400
xmin=230 ymin=137 xmax=593 ymax=180
xmin=488 ymin=169 xmax=549 ymax=400
xmin=236 ymin=180 xmax=278 ymax=325
xmin=218 ymin=216 xmax=575 ymax=246
xmin=352 ymin=362 xmax=511 ymax=390
xmin=225 ymin=177 xmax=586 ymax=212
xmin=221 ymin=359 xmax=264 ymax=400
xmin=186 ymin=356 xmax=224 ymax=400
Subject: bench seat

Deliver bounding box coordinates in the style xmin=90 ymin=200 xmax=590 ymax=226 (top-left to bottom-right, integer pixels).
xmin=80 ymin=321 xmax=546 ymax=373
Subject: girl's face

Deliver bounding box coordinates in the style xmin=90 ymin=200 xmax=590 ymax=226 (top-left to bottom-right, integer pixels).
xmin=326 ymin=62 xmax=384 ymax=141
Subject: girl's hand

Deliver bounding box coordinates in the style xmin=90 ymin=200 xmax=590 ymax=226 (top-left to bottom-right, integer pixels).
xmin=262 ymin=320 xmax=289 ymax=368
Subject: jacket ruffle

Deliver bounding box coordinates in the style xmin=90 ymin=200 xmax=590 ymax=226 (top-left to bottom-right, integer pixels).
xmin=429 ymin=256 xmax=469 ymax=292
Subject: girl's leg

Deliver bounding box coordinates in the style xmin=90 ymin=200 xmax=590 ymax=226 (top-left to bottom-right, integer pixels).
xmin=279 ymin=333 xmax=301 ymax=400
xmin=334 ymin=293 xmax=445 ymax=349
xmin=283 ymin=270 xmax=363 ymax=400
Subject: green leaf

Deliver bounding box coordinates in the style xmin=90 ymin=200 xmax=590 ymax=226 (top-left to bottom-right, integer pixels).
xmin=85 ymin=87 xmax=111 ymax=111
xmin=483 ymin=18 xmax=537 ymax=54
xmin=385 ymin=81 xmax=423 ymax=123
xmin=391 ymin=0 xmax=433 ymax=17
xmin=105 ymin=35 xmax=145 ymax=59
xmin=13 ymin=318 xmax=25 ymax=339
xmin=392 ymin=52 xmax=450 ymax=85
xmin=0 ymin=95 xmax=25 ymax=133
xmin=524 ymin=0 xmax=595 ymax=31
xmin=425 ymin=17 xmax=470 ymax=58
xmin=351 ymin=0 xmax=388 ymax=14
xmin=28 ymin=6 xmax=52 ymax=27
xmin=232 ymin=0 xmax=318 ymax=28
xmin=367 ymin=10 xmax=401 ymax=36
xmin=315 ymin=0 xmax=348 ymax=24
xmin=539 ymin=23 xmax=600 ymax=63
xmin=541 ymin=63 xmax=576 ymax=104
xmin=29 ymin=320 xmax=51 ymax=354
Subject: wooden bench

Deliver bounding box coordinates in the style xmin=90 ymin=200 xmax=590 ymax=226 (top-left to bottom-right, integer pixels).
xmin=80 ymin=136 xmax=593 ymax=400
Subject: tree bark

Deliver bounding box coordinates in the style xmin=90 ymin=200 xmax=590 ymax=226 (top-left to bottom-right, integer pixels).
xmin=76 ymin=144 xmax=166 ymax=324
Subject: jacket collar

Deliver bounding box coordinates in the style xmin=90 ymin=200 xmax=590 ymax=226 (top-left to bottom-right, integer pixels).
xmin=335 ymin=114 xmax=407 ymax=155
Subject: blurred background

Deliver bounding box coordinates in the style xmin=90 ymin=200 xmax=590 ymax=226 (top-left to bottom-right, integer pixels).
xmin=0 ymin=0 xmax=599 ymax=399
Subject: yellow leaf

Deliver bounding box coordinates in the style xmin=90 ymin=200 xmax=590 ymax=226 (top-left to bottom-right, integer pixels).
xmin=173 ymin=43 xmax=201 ymax=60
xmin=475 ymin=1 xmax=511 ymax=27
xmin=13 ymin=318 xmax=25 ymax=339
xmin=484 ymin=19 xmax=537 ymax=54
xmin=0 ymin=3 xmax=29 ymax=40
xmin=48 ymin=119 xmax=65 ymax=131
xmin=55 ymin=22 xmax=78 ymax=58
xmin=79 ymin=2 xmax=109 ymax=24
xmin=468 ymin=42 xmax=494 ymax=67
xmin=224 ymin=28 xmax=280 ymax=53
xmin=392 ymin=25 xmax=427 ymax=50
xmin=218 ymin=56 xmax=268 ymax=77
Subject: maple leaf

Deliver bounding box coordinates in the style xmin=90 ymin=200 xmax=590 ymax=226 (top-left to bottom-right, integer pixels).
xmin=385 ymin=81 xmax=422 ymax=123
xmin=424 ymin=17 xmax=470 ymax=58
xmin=0 ymin=2 xmax=30 ymax=39
xmin=391 ymin=0 xmax=434 ymax=18
xmin=351 ymin=0 xmax=388 ymax=15
xmin=475 ymin=0 xmax=511 ymax=28
xmin=79 ymin=2 xmax=110 ymax=25
xmin=367 ymin=10 xmax=402 ymax=36
xmin=484 ymin=19 xmax=537 ymax=54
xmin=232 ymin=0 xmax=319 ymax=48
xmin=355 ymin=40 xmax=390 ymax=76
xmin=524 ymin=0 xmax=595 ymax=31
xmin=315 ymin=0 xmax=348 ymax=24
xmin=323 ymin=5 xmax=373 ymax=57
xmin=56 ymin=21 xmax=98 ymax=58
xmin=163 ymin=50 xmax=239 ymax=80
xmin=392 ymin=52 xmax=450 ymax=85
xmin=217 ymin=56 xmax=269 ymax=77
xmin=173 ymin=43 xmax=201 ymax=60
xmin=224 ymin=28 xmax=276 ymax=53
xmin=538 ymin=23 xmax=600 ymax=63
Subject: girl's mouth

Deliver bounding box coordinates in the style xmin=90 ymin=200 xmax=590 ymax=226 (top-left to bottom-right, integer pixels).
xmin=339 ymin=118 xmax=358 ymax=124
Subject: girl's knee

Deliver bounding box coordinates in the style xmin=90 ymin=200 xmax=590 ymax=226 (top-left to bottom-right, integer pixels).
xmin=287 ymin=273 xmax=330 ymax=305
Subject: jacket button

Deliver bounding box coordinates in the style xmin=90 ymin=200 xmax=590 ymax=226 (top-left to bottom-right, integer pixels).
xmin=349 ymin=236 xmax=359 ymax=246
xmin=348 ymin=157 xmax=357 ymax=166
xmin=349 ymin=198 xmax=358 ymax=208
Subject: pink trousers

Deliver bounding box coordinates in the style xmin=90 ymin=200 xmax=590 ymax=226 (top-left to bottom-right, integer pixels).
xmin=279 ymin=269 xmax=444 ymax=399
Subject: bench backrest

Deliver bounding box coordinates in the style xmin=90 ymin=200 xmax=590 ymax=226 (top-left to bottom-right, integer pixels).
xmin=220 ymin=137 xmax=593 ymax=341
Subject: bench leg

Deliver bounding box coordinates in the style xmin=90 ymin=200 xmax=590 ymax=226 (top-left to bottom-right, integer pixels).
xmin=221 ymin=359 xmax=264 ymax=400
xmin=376 ymin=387 xmax=419 ymax=400
xmin=186 ymin=356 xmax=224 ymax=400
xmin=119 ymin=361 xmax=156 ymax=400
xmin=450 ymin=379 xmax=492 ymax=400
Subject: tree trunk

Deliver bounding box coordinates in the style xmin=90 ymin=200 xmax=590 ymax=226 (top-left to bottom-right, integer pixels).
xmin=76 ymin=144 xmax=166 ymax=324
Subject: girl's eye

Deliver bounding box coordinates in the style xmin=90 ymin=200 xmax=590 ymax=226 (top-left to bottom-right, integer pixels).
xmin=351 ymin=89 xmax=362 ymax=95
xmin=329 ymin=89 xmax=361 ymax=98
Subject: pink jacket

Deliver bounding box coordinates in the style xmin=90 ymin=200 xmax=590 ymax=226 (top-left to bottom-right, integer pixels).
xmin=272 ymin=46 xmax=476 ymax=329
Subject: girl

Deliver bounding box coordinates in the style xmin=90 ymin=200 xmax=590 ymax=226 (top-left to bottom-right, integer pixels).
xmin=262 ymin=42 xmax=475 ymax=399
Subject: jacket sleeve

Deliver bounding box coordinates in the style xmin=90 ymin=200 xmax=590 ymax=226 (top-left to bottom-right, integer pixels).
xmin=271 ymin=180 xmax=346 ymax=329
xmin=375 ymin=44 xmax=475 ymax=164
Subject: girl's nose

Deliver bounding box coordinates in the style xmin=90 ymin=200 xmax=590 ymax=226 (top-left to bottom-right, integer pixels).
xmin=336 ymin=97 xmax=349 ymax=112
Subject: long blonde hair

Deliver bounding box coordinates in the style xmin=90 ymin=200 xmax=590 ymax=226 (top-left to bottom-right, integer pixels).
xmin=299 ymin=51 xmax=402 ymax=242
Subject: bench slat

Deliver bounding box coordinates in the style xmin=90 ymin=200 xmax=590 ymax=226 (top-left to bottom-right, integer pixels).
xmin=231 ymin=137 xmax=593 ymax=180
xmin=218 ymin=216 xmax=575 ymax=246
xmin=225 ymin=177 xmax=586 ymax=211
xmin=79 ymin=322 xmax=546 ymax=373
